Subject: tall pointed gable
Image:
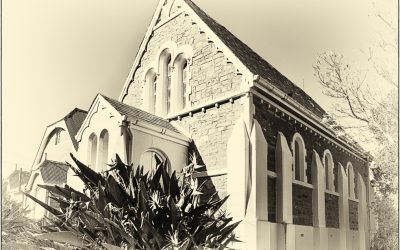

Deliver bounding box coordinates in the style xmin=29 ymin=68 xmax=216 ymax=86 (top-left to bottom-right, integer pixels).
xmin=183 ymin=0 xmax=326 ymax=118
xmin=119 ymin=0 xmax=326 ymax=119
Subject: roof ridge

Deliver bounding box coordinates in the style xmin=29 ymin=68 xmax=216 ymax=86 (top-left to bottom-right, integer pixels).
xmin=63 ymin=108 xmax=88 ymax=120
xmin=43 ymin=159 xmax=69 ymax=166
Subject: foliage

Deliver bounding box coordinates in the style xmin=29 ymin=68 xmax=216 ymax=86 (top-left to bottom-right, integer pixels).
xmin=26 ymin=154 xmax=240 ymax=250
xmin=313 ymin=2 xmax=397 ymax=247
xmin=314 ymin=51 xmax=398 ymax=195
xmin=1 ymin=189 xmax=59 ymax=249
xmin=370 ymin=195 xmax=398 ymax=250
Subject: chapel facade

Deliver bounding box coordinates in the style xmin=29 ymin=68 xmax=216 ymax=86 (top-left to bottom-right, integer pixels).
xmin=25 ymin=0 xmax=373 ymax=249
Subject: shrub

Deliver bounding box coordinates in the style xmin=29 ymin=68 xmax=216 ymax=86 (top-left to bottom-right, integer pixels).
xmin=26 ymin=154 xmax=240 ymax=249
xmin=2 ymin=190 xmax=59 ymax=249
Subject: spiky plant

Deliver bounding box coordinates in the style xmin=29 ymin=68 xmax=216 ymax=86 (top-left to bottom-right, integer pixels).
xmin=26 ymin=154 xmax=240 ymax=250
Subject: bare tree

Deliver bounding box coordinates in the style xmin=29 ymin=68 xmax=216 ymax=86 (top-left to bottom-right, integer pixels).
xmin=313 ymin=2 xmax=397 ymax=248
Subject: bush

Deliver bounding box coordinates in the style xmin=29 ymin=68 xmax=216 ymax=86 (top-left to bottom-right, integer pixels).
xmin=370 ymin=195 xmax=398 ymax=250
xmin=2 ymin=190 xmax=58 ymax=249
xmin=26 ymin=154 xmax=240 ymax=249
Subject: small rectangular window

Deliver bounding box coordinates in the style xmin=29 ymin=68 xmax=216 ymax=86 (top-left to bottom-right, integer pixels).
xmin=55 ymin=131 xmax=61 ymax=145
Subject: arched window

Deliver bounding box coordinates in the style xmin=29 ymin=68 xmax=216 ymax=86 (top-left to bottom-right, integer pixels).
xmin=347 ymin=163 xmax=355 ymax=198
xmin=98 ymin=130 xmax=109 ymax=172
xmin=291 ymin=133 xmax=307 ymax=182
xmin=88 ymin=133 xmax=98 ymax=169
xmin=144 ymin=69 xmax=157 ymax=114
xmin=323 ymin=150 xmax=335 ymax=191
xmin=139 ymin=148 xmax=169 ymax=174
xmin=158 ymin=49 xmax=172 ymax=116
xmin=182 ymin=61 xmax=188 ymax=108
xmin=172 ymin=53 xmax=190 ymax=112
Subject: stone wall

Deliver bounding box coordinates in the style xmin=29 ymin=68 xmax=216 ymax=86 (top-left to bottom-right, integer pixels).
xmin=253 ymin=96 xmax=368 ymax=181
xmin=292 ymin=183 xmax=313 ymax=226
xmin=176 ymin=100 xmax=244 ymax=171
xmin=349 ymin=200 xmax=359 ymax=230
xmin=197 ymin=174 xmax=227 ymax=206
xmin=268 ymin=177 xmax=277 ymax=222
xmin=122 ymin=13 xmax=243 ymax=109
xmin=253 ymin=95 xmax=368 ymax=227
xmin=325 ymin=193 xmax=339 ymax=228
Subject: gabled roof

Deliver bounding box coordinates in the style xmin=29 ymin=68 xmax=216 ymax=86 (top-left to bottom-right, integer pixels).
xmin=46 ymin=108 xmax=88 ymax=150
xmin=102 ymin=95 xmax=180 ymax=134
xmin=120 ymin=0 xmax=326 ymax=119
xmin=7 ymin=169 xmax=31 ymax=190
xmin=184 ymin=0 xmax=326 ymax=118
xmin=62 ymin=108 xmax=88 ymax=150
xmin=38 ymin=160 xmax=69 ymax=185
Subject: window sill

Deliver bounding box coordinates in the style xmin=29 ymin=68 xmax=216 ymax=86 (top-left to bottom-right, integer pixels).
xmin=292 ymin=179 xmax=313 ymax=189
xmin=349 ymin=197 xmax=359 ymax=202
xmin=325 ymin=190 xmax=340 ymax=196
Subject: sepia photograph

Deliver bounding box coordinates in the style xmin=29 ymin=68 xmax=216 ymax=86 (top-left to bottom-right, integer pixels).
xmin=2 ymin=0 xmax=398 ymax=249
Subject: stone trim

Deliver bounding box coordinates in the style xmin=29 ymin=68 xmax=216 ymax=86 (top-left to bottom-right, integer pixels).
xmin=153 ymin=11 xmax=184 ymax=31
xmin=165 ymin=90 xmax=247 ymax=120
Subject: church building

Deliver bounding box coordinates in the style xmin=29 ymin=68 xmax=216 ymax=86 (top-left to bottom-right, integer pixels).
xmin=26 ymin=0 xmax=373 ymax=249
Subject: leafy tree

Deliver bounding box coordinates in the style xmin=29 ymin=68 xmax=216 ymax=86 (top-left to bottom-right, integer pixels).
xmin=26 ymin=154 xmax=240 ymax=250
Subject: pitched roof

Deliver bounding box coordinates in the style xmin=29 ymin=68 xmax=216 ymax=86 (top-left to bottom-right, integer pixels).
xmin=101 ymin=95 xmax=180 ymax=134
xmin=184 ymin=0 xmax=326 ymax=118
xmin=38 ymin=160 xmax=69 ymax=185
xmin=63 ymin=108 xmax=88 ymax=150
xmin=7 ymin=170 xmax=31 ymax=190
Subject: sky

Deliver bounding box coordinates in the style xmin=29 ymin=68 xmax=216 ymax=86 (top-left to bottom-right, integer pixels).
xmin=2 ymin=0 xmax=395 ymax=179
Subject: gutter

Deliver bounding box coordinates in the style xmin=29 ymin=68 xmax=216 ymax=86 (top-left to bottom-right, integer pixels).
xmin=253 ymin=75 xmax=369 ymax=161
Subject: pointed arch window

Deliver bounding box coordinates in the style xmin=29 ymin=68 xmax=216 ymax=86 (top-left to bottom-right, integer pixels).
xmin=182 ymin=60 xmax=189 ymax=109
xmin=323 ymin=150 xmax=335 ymax=191
xmin=291 ymin=133 xmax=307 ymax=182
xmin=172 ymin=53 xmax=190 ymax=112
xmin=347 ymin=163 xmax=355 ymax=198
xmin=98 ymin=130 xmax=109 ymax=172
xmin=88 ymin=133 xmax=98 ymax=169
xmin=144 ymin=69 xmax=157 ymax=114
xmin=158 ymin=49 xmax=172 ymax=116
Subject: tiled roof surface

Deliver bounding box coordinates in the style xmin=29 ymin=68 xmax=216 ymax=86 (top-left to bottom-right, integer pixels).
xmin=39 ymin=160 xmax=69 ymax=185
xmin=7 ymin=170 xmax=31 ymax=190
xmin=63 ymin=108 xmax=88 ymax=150
xmin=102 ymin=95 xmax=180 ymax=134
xmin=185 ymin=0 xmax=326 ymax=118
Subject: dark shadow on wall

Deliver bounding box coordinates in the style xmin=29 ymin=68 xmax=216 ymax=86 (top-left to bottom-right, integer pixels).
xmin=188 ymin=141 xmax=222 ymax=204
